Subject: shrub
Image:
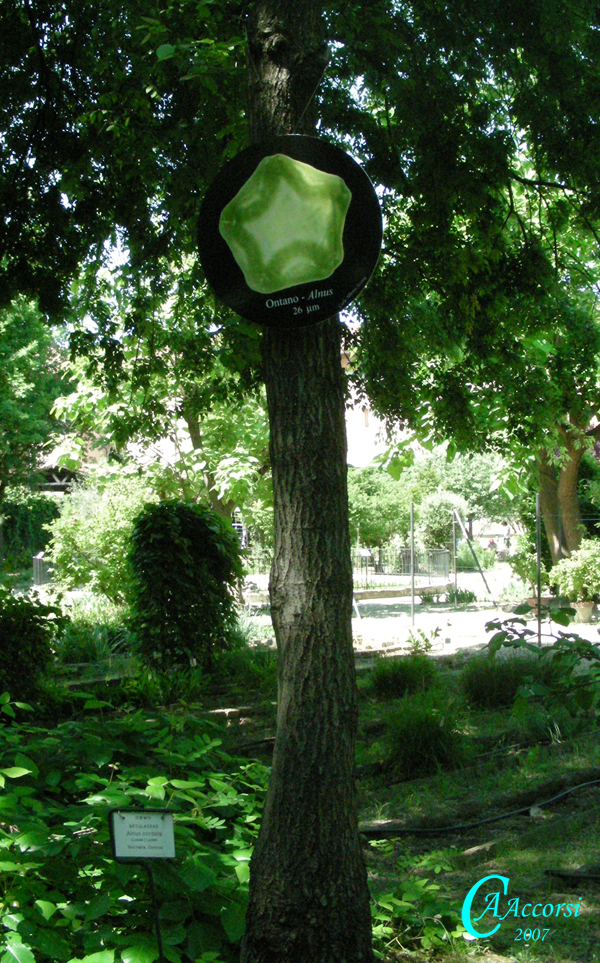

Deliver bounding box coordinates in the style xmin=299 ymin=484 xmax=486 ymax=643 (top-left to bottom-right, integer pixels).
xmin=382 ymin=691 xmax=466 ymax=779
xmin=127 ymin=500 xmax=243 ymax=670
xmin=0 ymin=706 xmax=270 ymax=963
xmin=45 ymin=474 xmax=157 ymax=603
xmin=0 ymin=488 xmax=60 ymax=568
xmin=461 ymin=653 xmax=560 ymax=710
xmin=455 ymin=540 xmax=495 ymax=571
xmin=552 ymin=539 xmax=600 ymax=601
xmin=56 ymin=620 xmax=132 ymax=664
xmin=417 ymin=490 xmax=469 ymax=548
xmin=508 ymin=697 xmax=587 ymax=743
xmin=368 ymin=653 xmax=437 ymax=699
xmin=0 ymin=588 xmax=65 ymax=699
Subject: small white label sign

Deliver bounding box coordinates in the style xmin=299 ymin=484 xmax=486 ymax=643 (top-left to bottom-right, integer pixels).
xmin=110 ymin=811 xmax=175 ymax=860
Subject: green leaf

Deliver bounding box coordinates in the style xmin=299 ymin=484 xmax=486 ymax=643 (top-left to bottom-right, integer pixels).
xmin=178 ymin=854 xmax=217 ymax=893
xmin=159 ymin=901 xmax=189 ymax=922
xmin=156 ymin=44 xmax=175 ymax=61
xmin=68 ymin=952 xmax=115 ymax=963
xmin=85 ymin=892 xmax=111 ymax=921
xmin=15 ymin=754 xmax=39 ymax=778
xmin=1 ymin=943 xmax=36 ymax=963
xmin=220 ymin=902 xmax=246 ymax=943
xmin=0 ymin=768 xmax=31 ymax=779
xmin=120 ymin=946 xmax=159 ymax=963
xmin=35 ymin=899 xmax=58 ymax=920
xmin=169 ymin=779 xmax=204 ymax=790
xmin=28 ymin=929 xmax=72 ymax=960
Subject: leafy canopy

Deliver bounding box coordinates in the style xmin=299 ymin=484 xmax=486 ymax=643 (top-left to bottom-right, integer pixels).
xmin=0 ymin=298 xmax=66 ymax=498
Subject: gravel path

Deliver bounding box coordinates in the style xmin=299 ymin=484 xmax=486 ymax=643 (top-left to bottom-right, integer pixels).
xmin=247 ymin=563 xmax=600 ymax=659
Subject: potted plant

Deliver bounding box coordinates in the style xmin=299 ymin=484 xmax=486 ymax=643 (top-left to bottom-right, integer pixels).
xmin=507 ymin=537 xmax=550 ymax=614
xmin=552 ymin=540 xmax=600 ymax=622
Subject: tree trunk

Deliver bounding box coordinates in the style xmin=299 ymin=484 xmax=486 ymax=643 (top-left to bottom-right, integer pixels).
xmin=182 ymin=408 xmax=236 ymax=517
xmin=536 ymin=449 xmax=566 ymax=562
xmin=240 ymin=2 xmax=374 ymax=961
xmin=557 ymin=430 xmax=585 ymax=553
xmin=241 ymin=320 xmax=373 ymax=963
xmin=536 ymin=433 xmax=585 ymax=563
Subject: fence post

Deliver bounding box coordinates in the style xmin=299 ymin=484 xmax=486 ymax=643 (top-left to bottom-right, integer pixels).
xmin=453 ymin=515 xmax=458 ymax=606
xmin=410 ymin=502 xmax=415 ymax=626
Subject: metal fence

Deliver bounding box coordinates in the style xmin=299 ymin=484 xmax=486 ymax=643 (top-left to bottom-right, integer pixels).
xmin=352 ymin=546 xmax=450 ymax=582
xmin=243 ymin=546 xmax=450 ymax=586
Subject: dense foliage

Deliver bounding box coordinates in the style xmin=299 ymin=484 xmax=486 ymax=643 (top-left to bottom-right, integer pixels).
xmin=0 ymin=299 xmax=66 ymax=502
xmin=0 ymin=590 xmax=65 ymax=701
xmin=0 ymin=489 xmax=60 ymax=568
xmin=128 ymin=501 xmax=243 ymax=670
xmin=45 ymin=475 xmax=157 ymax=604
xmin=0 ymin=699 xmax=269 ymax=963
xmin=416 ymin=491 xmax=468 ymax=549
xmin=347 ymin=467 xmax=409 ymax=547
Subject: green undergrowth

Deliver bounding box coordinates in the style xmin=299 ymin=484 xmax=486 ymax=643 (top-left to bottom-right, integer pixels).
xmin=367 ymin=652 xmax=438 ymax=700
xmin=361 ymin=729 xmax=600 ymax=962
xmin=0 ymin=694 xmax=269 ymax=963
xmin=5 ymin=586 xmax=600 ymax=962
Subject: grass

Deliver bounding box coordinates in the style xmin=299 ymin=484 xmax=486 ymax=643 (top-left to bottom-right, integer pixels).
xmin=368 ymin=652 xmax=438 ymax=699
xmin=358 ymin=673 xmax=600 ymax=961
xmin=461 ymin=652 xmax=562 ymax=710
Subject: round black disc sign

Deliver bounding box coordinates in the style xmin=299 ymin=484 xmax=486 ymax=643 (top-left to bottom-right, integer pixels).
xmin=198 ymin=135 xmax=382 ymax=327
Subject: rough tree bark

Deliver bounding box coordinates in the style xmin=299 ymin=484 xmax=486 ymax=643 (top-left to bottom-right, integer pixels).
xmin=239 ymin=2 xmax=374 ymax=962
xmin=536 ymin=425 xmax=595 ymax=563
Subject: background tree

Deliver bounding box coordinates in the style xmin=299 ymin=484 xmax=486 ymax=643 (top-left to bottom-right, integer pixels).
xmin=0 ymin=298 xmax=64 ymax=497
xmin=417 ymin=491 xmax=469 ymax=549
xmin=341 ymin=1 xmax=600 ymax=562
xmin=347 ymin=466 xmax=410 ymax=549
xmin=0 ymin=297 xmax=66 ymax=563
xmin=45 ymin=473 xmax=157 ymax=605
xmin=53 ymin=324 xmax=271 ymax=521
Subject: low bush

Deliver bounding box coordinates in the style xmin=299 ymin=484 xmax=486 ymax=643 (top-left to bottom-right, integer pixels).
xmin=56 ymin=620 xmax=132 ymax=664
xmin=461 ymin=653 xmax=559 ymax=710
xmin=417 ymin=490 xmax=469 ymax=549
xmin=121 ymin=666 xmax=211 ymax=708
xmin=446 ymin=586 xmax=477 ymax=604
xmin=0 ymin=588 xmax=65 ymax=700
xmin=455 ymin=541 xmax=495 ymax=571
xmin=0 ymin=698 xmax=269 ymax=963
xmin=508 ymin=697 xmax=588 ymax=743
xmin=368 ymin=653 xmax=437 ymax=699
xmin=382 ymin=690 xmax=466 ymax=779
xmin=210 ymin=644 xmax=278 ymax=697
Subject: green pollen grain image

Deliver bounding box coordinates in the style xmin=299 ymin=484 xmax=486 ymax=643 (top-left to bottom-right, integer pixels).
xmin=219 ymin=154 xmax=352 ymax=295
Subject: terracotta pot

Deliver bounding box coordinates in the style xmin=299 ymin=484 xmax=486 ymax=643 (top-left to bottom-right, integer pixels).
xmin=526 ymin=596 xmax=552 ymax=618
xmin=572 ymin=600 xmax=595 ymax=623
